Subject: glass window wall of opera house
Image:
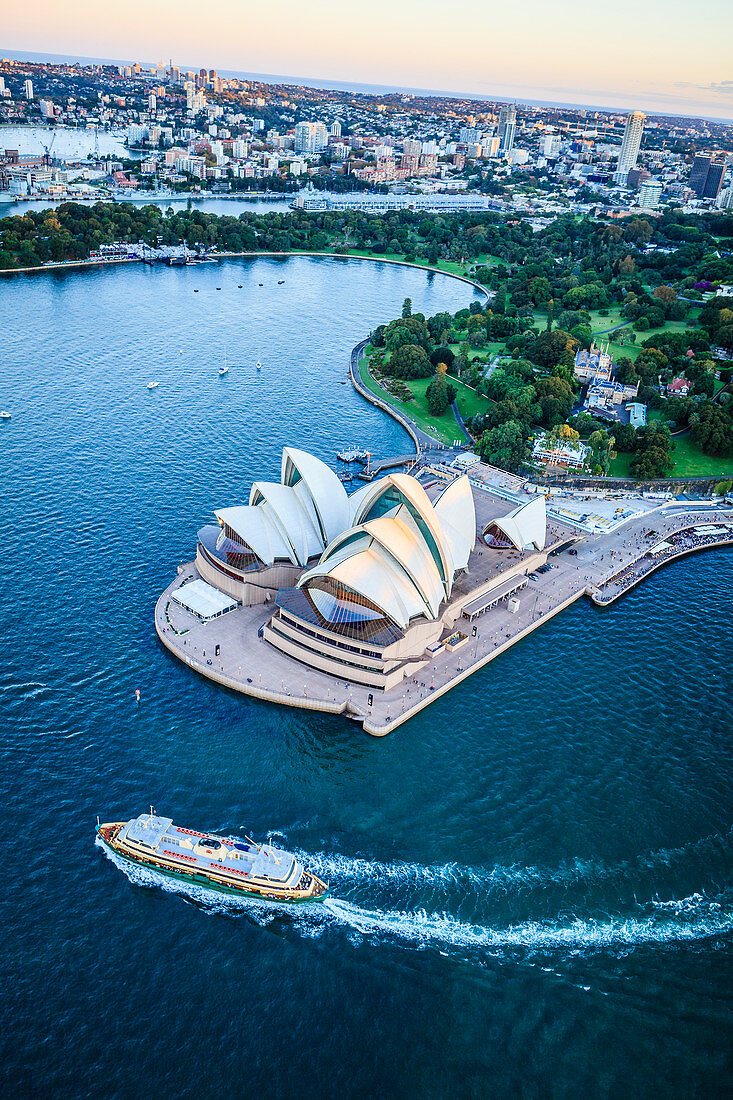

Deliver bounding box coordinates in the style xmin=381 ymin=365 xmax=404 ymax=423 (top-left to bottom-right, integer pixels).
xmin=191 ymin=447 xmax=479 ymax=689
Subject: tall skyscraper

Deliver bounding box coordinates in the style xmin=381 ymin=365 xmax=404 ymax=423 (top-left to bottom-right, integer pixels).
xmin=498 ymin=104 xmax=516 ymax=155
xmin=703 ymin=160 xmax=727 ymax=200
xmin=689 ymin=154 xmax=712 ymax=197
xmin=24 ymin=79 xmax=33 ymax=100
xmin=294 ymin=121 xmax=328 ymax=153
xmin=613 ymin=111 xmax=645 ymax=185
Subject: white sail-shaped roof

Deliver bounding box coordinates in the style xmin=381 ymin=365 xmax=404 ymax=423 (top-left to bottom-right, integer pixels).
xmin=281 ymin=447 xmax=349 ymax=544
xmin=214 ymin=504 xmax=293 ymax=565
xmin=299 ymin=474 xmax=478 ymax=629
xmin=351 ymin=472 xmax=456 ymax=595
xmin=315 ymin=507 xmax=445 ymax=619
xmin=433 ymin=476 xmax=476 ymax=572
xmin=484 ymin=496 xmax=546 ymax=551
xmin=212 ymin=453 xmax=479 ymax=631
xmin=301 ymin=545 xmax=433 ymax=629
xmin=213 ymin=449 xmax=350 ymax=567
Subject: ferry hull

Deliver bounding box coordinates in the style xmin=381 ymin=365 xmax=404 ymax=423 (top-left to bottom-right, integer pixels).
xmin=96 ymin=823 xmax=329 ymax=904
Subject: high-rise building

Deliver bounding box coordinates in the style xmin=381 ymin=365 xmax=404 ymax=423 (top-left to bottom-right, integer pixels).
xmin=39 ymin=99 xmax=54 ymax=120
xmin=689 ymin=154 xmax=712 ymax=197
xmin=542 ymin=132 xmax=561 ymax=158
xmin=638 ymin=179 xmax=663 ymax=208
xmin=703 ymin=160 xmax=727 ymax=200
xmin=498 ymin=104 xmax=516 ymax=155
xmin=24 ymin=79 xmax=33 ymax=100
xmin=148 ymin=93 xmax=157 ymax=112
xmin=613 ymin=111 xmax=645 ymax=185
xmin=716 ymin=185 xmax=733 ymax=210
xmin=329 ymin=120 xmax=341 ymax=137
xmin=294 ymin=121 xmax=328 ymax=153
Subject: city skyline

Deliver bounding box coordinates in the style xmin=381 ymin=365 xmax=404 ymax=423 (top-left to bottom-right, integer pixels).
xmin=3 ymin=0 xmax=733 ymax=121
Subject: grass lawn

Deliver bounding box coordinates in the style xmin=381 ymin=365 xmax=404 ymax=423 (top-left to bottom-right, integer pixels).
xmin=342 ymin=249 xmax=492 ymax=286
xmin=668 ymin=435 xmax=733 ymax=478
xmin=609 ymin=410 xmax=733 ymax=478
xmin=608 ymin=451 xmax=634 ymax=477
xmin=446 ymin=340 xmax=504 ymax=362
xmin=358 ymin=357 xmax=490 ymax=445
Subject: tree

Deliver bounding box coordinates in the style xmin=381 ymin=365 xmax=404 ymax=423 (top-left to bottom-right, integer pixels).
xmin=531 ymin=329 xmax=578 ymax=371
xmin=689 ymin=402 xmax=733 ymax=456
xmin=587 ymin=429 xmax=614 ymax=474
xmin=430 ymin=346 xmax=455 ymax=370
xmin=545 ymin=423 xmax=580 ymax=450
xmin=425 ymin=363 xmax=456 ymax=416
xmin=386 ymin=344 xmax=433 ymax=380
xmin=478 ymin=420 xmax=529 ymax=472
xmin=611 ymin=423 xmax=637 ymax=452
xmin=630 ymin=423 xmax=673 ymax=478
xmin=534 ymin=376 xmax=575 ymax=426
xmin=383 ymin=315 xmax=430 ymax=352
xmin=570 ymin=324 xmax=592 ymax=349
xmin=402 ymin=297 xmax=412 ymax=318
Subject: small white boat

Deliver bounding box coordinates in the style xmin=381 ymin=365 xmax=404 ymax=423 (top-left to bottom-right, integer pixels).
xmin=218 ymin=365 xmax=229 ymax=376
xmin=256 ymin=360 xmax=262 ymax=372
xmin=0 ymin=410 xmax=11 ymax=420
xmin=147 ymin=381 xmax=159 ymax=390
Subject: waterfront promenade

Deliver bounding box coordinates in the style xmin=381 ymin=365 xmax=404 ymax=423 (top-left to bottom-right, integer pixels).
xmin=155 ymin=496 xmax=733 ymax=737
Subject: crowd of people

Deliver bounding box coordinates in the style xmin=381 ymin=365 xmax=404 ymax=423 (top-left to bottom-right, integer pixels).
xmin=596 ymin=524 xmax=733 ymax=602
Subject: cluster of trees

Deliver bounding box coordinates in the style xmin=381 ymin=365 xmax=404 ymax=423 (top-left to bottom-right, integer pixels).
xmin=698 ymin=296 xmax=733 ymax=352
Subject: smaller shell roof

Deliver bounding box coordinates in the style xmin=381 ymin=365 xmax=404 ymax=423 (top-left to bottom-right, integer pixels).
xmin=484 ymin=496 xmax=546 ymax=551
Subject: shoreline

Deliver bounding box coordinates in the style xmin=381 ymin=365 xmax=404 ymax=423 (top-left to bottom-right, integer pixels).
xmin=0 ymin=248 xmax=491 ymax=300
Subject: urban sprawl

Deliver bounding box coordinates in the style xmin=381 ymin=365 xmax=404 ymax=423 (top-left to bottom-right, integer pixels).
xmin=0 ymin=57 xmax=731 ymax=213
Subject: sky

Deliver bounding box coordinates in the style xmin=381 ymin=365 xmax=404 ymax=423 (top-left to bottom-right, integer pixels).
xmin=4 ymin=0 xmax=733 ymax=121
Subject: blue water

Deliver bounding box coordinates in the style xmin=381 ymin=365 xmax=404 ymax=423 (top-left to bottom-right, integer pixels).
xmin=8 ymin=195 xmax=293 ymax=215
xmin=1 ymin=257 xmax=731 ymax=1099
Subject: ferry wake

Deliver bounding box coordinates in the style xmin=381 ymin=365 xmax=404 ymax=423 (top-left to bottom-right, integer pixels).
xmin=96 ymin=810 xmax=329 ymax=903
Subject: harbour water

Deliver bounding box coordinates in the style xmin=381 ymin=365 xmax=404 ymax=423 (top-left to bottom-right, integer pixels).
xmin=0 ymin=122 xmax=129 ymax=159
xmin=6 ymin=194 xmax=294 ymax=216
xmin=1 ymin=257 xmax=731 ymax=1098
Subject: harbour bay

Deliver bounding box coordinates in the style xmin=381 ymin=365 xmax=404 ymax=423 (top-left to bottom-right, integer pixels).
xmin=1 ymin=256 xmax=732 ymax=1099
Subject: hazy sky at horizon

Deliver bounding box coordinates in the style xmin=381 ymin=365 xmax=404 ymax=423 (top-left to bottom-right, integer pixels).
xmin=4 ymin=0 xmax=733 ymax=120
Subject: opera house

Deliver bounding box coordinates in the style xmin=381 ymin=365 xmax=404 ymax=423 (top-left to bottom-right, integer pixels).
xmin=189 ymin=447 xmax=548 ymax=692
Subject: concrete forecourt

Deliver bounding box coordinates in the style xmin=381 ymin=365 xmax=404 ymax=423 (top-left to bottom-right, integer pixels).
xmin=154 ymin=434 xmax=733 ymax=736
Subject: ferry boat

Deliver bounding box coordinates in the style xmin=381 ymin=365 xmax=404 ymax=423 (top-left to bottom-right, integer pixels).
xmin=96 ymin=811 xmax=329 ymax=903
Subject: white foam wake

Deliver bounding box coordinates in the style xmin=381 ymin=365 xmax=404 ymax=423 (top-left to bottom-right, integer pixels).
xmin=96 ymin=839 xmax=732 ymax=954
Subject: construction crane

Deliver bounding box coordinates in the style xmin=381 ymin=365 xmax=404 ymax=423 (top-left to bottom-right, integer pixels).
xmin=42 ymin=131 xmax=56 ymax=168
